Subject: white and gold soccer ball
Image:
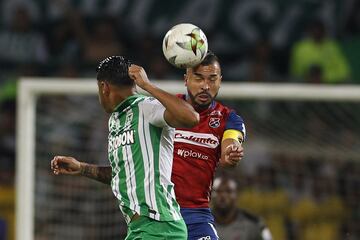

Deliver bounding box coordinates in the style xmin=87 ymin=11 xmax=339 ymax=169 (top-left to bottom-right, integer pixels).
xmin=162 ymin=23 xmax=208 ymax=69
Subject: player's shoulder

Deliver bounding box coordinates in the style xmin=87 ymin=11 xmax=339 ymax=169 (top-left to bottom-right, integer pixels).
xmin=213 ymin=100 xmax=240 ymax=117
xmin=138 ymin=95 xmax=161 ymax=105
xmin=138 ymin=94 xmax=153 ymax=101
xmin=125 ymin=94 xmax=148 ymax=105
xmin=212 ymin=101 xmax=244 ymax=124
xmin=210 ymin=101 xmax=245 ymax=133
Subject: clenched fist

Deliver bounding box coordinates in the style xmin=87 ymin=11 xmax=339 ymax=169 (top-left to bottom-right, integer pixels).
xmin=51 ymin=156 xmax=81 ymax=175
xmin=223 ymin=144 xmax=244 ymax=166
xmin=128 ymin=64 xmax=152 ymax=90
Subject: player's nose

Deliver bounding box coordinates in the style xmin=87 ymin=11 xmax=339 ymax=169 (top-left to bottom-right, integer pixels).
xmin=201 ymin=81 xmax=210 ymax=91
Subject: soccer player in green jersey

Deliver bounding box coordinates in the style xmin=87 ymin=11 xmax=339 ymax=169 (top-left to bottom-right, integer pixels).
xmin=51 ymin=56 xmax=199 ymax=239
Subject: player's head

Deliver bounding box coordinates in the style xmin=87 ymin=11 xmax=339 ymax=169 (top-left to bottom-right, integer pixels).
xmin=96 ymin=56 xmax=133 ymax=113
xmin=212 ymin=176 xmax=238 ymax=214
xmin=184 ymin=51 xmax=222 ymax=110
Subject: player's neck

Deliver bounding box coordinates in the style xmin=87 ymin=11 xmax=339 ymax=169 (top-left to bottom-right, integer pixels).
xmin=111 ymin=86 xmax=137 ymax=111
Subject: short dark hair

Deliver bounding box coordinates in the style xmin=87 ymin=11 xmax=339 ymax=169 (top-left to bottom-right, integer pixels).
xmin=200 ymin=50 xmax=220 ymax=67
xmin=96 ymin=56 xmax=133 ymax=86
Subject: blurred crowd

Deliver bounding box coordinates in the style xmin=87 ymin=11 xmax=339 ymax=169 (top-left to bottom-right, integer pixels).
xmin=0 ymin=0 xmax=359 ymax=85
xmin=0 ymin=0 xmax=359 ymax=239
xmin=218 ymin=99 xmax=360 ymax=240
xmin=226 ymin=154 xmax=360 ymax=240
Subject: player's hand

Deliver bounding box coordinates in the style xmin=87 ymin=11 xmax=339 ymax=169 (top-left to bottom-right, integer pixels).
xmin=51 ymin=156 xmax=81 ymax=175
xmin=223 ymin=144 xmax=244 ymax=166
xmin=128 ymin=64 xmax=152 ymax=90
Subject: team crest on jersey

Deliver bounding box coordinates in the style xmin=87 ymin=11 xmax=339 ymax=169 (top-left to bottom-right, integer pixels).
xmin=209 ymin=117 xmax=220 ymax=128
xmin=109 ymin=112 xmax=121 ymax=131
xmin=124 ymin=109 xmax=133 ymax=129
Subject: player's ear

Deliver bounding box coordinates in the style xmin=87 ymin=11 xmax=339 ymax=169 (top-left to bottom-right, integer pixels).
xmin=101 ymin=81 xmax=110 ymax=96
xmin=184 ymin=68 xmax=191 ymax=87
xmin=184 ymin=74 xmax=188 ymax=87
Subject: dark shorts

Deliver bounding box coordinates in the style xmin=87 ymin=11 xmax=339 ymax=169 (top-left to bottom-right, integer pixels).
xmin=181 ymin=208 xmax=219 ymax=240
xmin=187 ymin=221 xmax=219 ymax=240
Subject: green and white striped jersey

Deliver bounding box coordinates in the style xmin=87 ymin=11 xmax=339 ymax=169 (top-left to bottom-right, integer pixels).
xmin=107 ymin=94 xmax=182 ymax=224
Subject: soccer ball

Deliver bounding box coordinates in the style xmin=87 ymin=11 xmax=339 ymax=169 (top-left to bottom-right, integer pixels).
xmin=162 ymin=23 xmax=208 ymax=69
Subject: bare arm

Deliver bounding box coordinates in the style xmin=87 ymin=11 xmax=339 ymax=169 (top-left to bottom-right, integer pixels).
xmin=51 ymin=156 xmax=112 ymax=185
xmin=146 ymin=83 xmax=199 ymax=128
xmin=79 ymin=162 xmax=112 ymax=185
xmin=128 ymin=65 xmax=200 ymax=128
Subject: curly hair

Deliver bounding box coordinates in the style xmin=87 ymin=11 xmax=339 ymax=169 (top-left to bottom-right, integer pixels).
xmin=96 ymin=56 xmax=133 ymax=86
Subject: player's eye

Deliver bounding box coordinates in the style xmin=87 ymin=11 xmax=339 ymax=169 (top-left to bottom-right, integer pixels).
xmin=209 ymin=77 xmax=218 ymax=82
xmin=194 ymin=76 xmax=203 ymax=81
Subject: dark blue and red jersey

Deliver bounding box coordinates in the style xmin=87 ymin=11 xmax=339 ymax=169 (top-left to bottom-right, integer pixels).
xmin=172 ymin=94 xmax=246 ymax=212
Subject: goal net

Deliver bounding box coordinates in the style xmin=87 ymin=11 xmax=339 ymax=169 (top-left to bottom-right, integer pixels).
xmin=17 ymin=79 xmax=360 ymax=240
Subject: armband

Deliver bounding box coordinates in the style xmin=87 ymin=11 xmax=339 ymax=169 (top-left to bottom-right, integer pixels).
xmin=222 ymin=129 xmax=243 ymax=143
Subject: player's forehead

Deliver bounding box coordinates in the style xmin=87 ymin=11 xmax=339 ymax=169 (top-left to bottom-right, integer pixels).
xmin=190 ymin=62 xmax=221 ymax=76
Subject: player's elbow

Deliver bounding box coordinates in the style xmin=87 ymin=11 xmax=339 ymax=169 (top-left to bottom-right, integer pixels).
xmin=181 ymin=111 xmax=200 ymax=128
xmin=165 ymin=109 xmax=199 ymax=128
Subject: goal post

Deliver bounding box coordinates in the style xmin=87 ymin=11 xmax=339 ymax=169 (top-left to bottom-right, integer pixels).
xmin=16 ymin=78 xmax=360 ymax=240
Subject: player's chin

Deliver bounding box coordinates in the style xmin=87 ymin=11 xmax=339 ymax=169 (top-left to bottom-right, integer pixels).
xmin=195 ymin=98 xmax=212 ymax=108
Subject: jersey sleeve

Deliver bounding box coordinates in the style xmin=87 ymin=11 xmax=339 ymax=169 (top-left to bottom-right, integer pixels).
xmin=225 ymin=111 xmax=246 ymax=140
xmin=140 ymin=97 xmax=169 ymax=128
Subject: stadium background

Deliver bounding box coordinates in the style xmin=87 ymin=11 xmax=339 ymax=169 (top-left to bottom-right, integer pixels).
xmin=0 ymin=0 xmax=359 ymax=239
